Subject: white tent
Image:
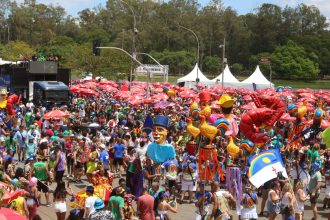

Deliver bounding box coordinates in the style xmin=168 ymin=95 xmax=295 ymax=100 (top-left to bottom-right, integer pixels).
xmin=241 ymin=65 xmax=274 ymax=89
xmin=0 ymin=58 xmax=13 ymax=65
xmin=177 ymin=63 xmax=212 ymax=88
xmin=211 ymin=65 xmax=240 ymax=88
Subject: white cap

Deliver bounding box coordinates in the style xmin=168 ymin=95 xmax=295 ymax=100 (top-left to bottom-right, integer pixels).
xmin=100 ymin=144 xmax=106 ymax=149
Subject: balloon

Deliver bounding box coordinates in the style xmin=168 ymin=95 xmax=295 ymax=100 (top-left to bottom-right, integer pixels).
xmin=208 ymin=115 xmax=217 ymax=124
xmin=227 ymin=137 xmax=240 ymax=159
xmin=322 ymin=127 xmax=330 ymax=148
xmin=200 ymin=104 xmax=211 ymax=117
xmin=167 ymin=90 xmax=176 ymax=97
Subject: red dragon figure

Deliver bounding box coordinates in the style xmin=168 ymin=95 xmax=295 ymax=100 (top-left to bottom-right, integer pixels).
xmin=240 ymin=94 xmax=286 ymax=144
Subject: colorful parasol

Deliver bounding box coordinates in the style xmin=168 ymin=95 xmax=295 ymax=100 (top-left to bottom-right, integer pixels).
xmin=43 ymin=109 xmax=70 ymax=120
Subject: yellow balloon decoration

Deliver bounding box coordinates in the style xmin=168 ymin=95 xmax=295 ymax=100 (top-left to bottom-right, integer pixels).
xmin=227 ymin=137 xmax=240 ymax=159
xmin=200 ymin=104 xmax=211 ymax=117
xmin=297 ymin=101 xmax=307 ymax=119
xmin=167 ymin=90 xmax=176 ymax=97
xmin=186 ymin=118 xmax=200 ymax=141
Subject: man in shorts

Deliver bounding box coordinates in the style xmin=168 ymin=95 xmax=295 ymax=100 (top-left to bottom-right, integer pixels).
xmin=32 ymin=156 xmax=51 ymax=207
xmin=113 ymin=138 xmax=126 ymax=177
xmin=309 ymin=163 xmax=322 ymax=220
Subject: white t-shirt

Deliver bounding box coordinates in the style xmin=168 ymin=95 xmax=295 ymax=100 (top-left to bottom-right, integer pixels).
xmin=85 ymin=196 xmax=98 ymax=218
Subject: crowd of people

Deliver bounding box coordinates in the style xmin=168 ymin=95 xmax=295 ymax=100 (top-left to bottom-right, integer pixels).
xmin=0 ymin=80 xmax=330 ymax=220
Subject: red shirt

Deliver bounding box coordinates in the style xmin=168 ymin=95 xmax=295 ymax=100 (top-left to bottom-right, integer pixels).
xmin=137 ymin=194 xmax=155 ymax=220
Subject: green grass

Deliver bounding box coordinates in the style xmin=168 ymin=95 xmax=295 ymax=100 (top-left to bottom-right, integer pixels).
xmin=137 ymin=75 xmax=330 ymax=89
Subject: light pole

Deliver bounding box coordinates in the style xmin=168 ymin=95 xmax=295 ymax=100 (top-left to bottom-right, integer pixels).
xmin=219 ymin=37 xmax=226 ymax=88
xmin=119 ymin=0 xmax=138 ymax=90
xmin=136 ymin=52 xmax=167 ymax=82
xmin=98 ymin=46 xmax=151 ymax=97
xmin=178 ymin=25 xmax=200 ymax=82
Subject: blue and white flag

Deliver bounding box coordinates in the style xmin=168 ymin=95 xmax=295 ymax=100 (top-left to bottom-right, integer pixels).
xmin=247 ymin=149 xmax=287 ymax=188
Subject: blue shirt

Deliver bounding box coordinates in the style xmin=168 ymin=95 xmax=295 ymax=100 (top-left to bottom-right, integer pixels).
xmin=146 ymin=143 xmax=176 ymax=164
xmin=26 ymin=142 xmax=37 ymax=157
xmin=100 ymin=150 xmax=109 ymax=166
xmin=14 ymin=130 xmax=28 ymax=147
xmin=113 ymin=143 xmax=125 ymax=158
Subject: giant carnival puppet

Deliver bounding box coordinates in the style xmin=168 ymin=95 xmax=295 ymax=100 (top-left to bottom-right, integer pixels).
xmin=146 ymin=115 xmax=176 ymax=164
xmin=0 ymin=89 xmax=20 ymax=116
xmin=240 ymin=94 xmax=286 ymax=145
xmin=0 ymin=89 xmax=20 ymax=128
xmin=287 ymin=102 xmax=308 ymax=147
xmin=186 ymin=91 xmax=224 ymax=183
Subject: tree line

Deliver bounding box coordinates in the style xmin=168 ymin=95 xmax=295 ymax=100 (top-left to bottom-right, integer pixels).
xmin=0 ymin=0 xmax=329 ymax=80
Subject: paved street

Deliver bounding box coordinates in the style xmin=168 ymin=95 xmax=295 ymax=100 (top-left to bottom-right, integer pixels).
xmin=35 ymin=175 xmax=330 ymax=220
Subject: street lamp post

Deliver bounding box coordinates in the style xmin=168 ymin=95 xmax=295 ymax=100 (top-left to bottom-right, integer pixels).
xmin=178 ymin=25 xmax=200 ymax=82
xmin=98 ymin=46 xmax=151 ymax=97
xmin=219 ymin=37 xmax=226 ymax=88
xmin=119 ymin=0 xmax=138 ymax=90
xmin=136 ymin=52 xmax=167 ymax=82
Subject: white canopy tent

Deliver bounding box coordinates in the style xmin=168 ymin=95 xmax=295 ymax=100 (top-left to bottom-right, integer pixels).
xmin=211 ymin=65 xmax=240 ymax=88
xmin=177 ymin=63 xmax=212 ymax=88
xmin=240 ymin=65 xmax=273 ymax=89
xmin=0 ymin=58 xmax=13 ymax=65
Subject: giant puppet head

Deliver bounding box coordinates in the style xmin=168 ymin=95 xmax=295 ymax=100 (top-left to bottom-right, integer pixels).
xmin=199 ymin=91 xmax=211 ymax=117
xmin=152 ymin=115 xmax=169 ymax=144
xmin=0 ymin=89 xmax=7 ymax=108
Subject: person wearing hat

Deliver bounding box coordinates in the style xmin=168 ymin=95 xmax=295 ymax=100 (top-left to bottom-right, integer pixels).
xmin=241 ymin=184 xmax=258 ymax=220
xmin=14 ymin=124 xmax=28 ymax=161
xmin=194 ymin=181 xmax=212 ymax=220
xmin=84 ymin=186 xmax=98 ymax=219
xmin=217 ymin=94 xmax=238 ymax=137
xmin=146 ymin=115 xmax=176 ymax=164
xmin=89 ymin=198 xmax=115 ymax=220
xmin=26 ymin=135 xmax=37 ymax=159
xmin=180 ymin=162 xmax=197 ymax=204
xmin=99 ymin=143 xmax=109 ymax=171
xmin=108 ymin=187 xmax=125 ymax=220
xmin=28 ymin=125 xmax=41 ymax=142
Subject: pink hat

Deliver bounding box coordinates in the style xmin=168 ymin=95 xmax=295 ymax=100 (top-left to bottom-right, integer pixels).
xmin=29 ymin=177 xmax=38 ymax=187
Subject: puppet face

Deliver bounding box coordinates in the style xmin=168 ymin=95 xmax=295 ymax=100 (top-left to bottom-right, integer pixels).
xmin=153 ymin=126 xmax=167 ymax=144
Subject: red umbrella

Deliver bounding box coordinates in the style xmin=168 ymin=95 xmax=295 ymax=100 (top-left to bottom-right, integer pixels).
xmin=99 ymin=80 xmax=117 ymax=87
xmin=143 ymin=97 xmax=153 ymax=104
xmin=99 ymin=85 xmax=118 ymax=93
xmin=307 ymin=119 xmax=330 ymax=128
xmin=241 ymin=102 xmax=257 ymax=110
xmin=0 ymin=208 xmax=28 ymax=220
xmin=43 ymin=109 xmax=70 ymax=120
xmin=153 ymin=88 xmax=163 ymax=93
xmin=243 ymin=95 xmax=252 ymax=101
xmin=279 ymin=113 xmax=296 ymax=122
xmin=298 ymin=97 xmax=316 ymax=102
xmin=299 ymin=93 xmax=316 ymax=99
xmin=77 ymin=88 xmax=99 ymax=96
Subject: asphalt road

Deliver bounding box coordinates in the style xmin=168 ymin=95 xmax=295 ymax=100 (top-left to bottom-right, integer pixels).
xmin=34 ymin=175 xmax=330 ymax=220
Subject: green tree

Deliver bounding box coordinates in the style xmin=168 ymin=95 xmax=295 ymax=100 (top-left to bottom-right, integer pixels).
xmin=202 ymin=56 xmax=221 ymax=76
xmin=231 ymin=63 xmax=243 ymax=75
xmin=272 ymin=40 xmax=319 ymax=80
xmin=0 ymin=40 xmax=34 ymax=60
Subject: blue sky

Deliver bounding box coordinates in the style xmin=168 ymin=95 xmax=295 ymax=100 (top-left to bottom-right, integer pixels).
xmin=17 ymin=0 xmax=330 ymax=18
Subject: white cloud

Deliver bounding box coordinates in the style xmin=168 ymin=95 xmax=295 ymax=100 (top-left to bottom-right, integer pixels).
xmin=305 ymin=0 xmax=330 ymax=16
